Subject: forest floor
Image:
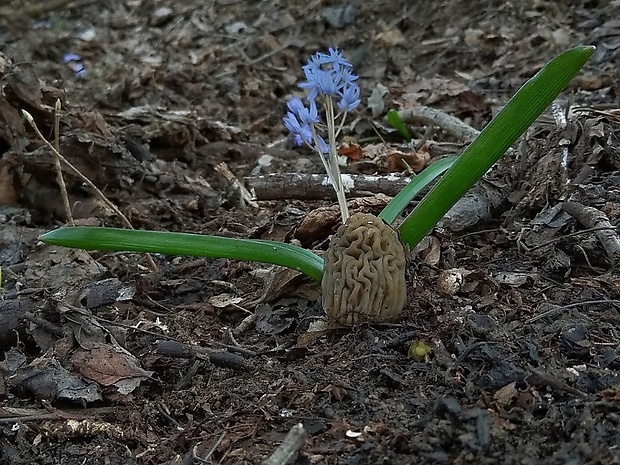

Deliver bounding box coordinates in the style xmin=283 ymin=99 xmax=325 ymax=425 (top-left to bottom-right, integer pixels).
xmin=1 ymin=0 xmax=620 ymax=464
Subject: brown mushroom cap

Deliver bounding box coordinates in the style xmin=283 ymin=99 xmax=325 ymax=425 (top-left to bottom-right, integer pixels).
xmin=322 ymin=213 xmax=407 ymax=325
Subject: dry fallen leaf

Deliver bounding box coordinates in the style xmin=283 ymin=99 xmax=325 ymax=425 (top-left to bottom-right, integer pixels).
xmin=338 ymin=136 xmax=364 ymax=161
xmin=72 ymin=343 xmax=154 ymax=395
xmin=413 ymin=235 xmax=442 ymax=266
xmin=8 ymin=356 xmax=102 ymax=404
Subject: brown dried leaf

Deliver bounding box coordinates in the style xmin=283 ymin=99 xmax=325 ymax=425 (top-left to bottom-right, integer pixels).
xmin=375 ymin=27 xmax=405 ymax=47
xmin=400 ymin=77 xmax=471 ymax=107
xmin=0 ymin=162 xmax=19 ymax=205
xmin=0 ymin=97 xmax=27 ymax=154
xmin=338 ymin=136 xmax=364 ymax=161
xmin=353 ymin=143 xmax=429 ymax=173
xmin=493 ymin=381 xmax=518 ymax=408
xmin=295 ymin=194 xmax=391 ymax=246
xmin=413 ymin=235 xmax=441 ymax=266
xmin=389 ymin=146 xmax=431 ymax=172
xmin=72 ymin=343 xmax=153 ymax=395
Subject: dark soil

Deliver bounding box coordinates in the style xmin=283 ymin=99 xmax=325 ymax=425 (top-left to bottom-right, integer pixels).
xmin=1 ymin=1 xmax=620 ymax=464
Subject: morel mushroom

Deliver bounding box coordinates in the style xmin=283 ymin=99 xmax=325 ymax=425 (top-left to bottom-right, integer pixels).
xmin=322 ymin=213 xmax=407 ymax=325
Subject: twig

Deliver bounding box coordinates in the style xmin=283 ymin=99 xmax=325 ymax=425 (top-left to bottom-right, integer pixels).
xmin=563 ymin=201 xmax=620 ymax=266
xmin=525 ymin=299 xmax=620 ymax=324
xmin=0 ymin=406 xmax=117 ymax=424
xmin=390 ymin=106 xmax=480 ymax=142
xmin=79 ymin=307 xmax=257 ymax=358
xmin=0 ymin=0 xmax=74 ymax=18
xmin=550 ymin=100 xmax=570 ymax=175
xmin=526 ymin=226 xmax=618 ymax=252
xmin=246 ymin=45 xmax=290 ymax=66
xmin=155 ymin=340 xmax=247 ymax=370
xmin=527 ymin=367 xmax=585 ymax=397
xmin=179 ymin=429 xmax=228 ymax=465
xmin=22 ymin=311 xmax=64 ymax=337
xmin=233 ymin=313 xmax=257 ymax=336
xmin=22 ymin=110 xmax=158 ymax=271
xmin=53 ymin=99 xmax=74 ymax=225
xmin=197 ymin=430 xmax=227 ymax=463
xmin=246 ymin=172 xmax=411 ymax=200
xmin=215 ymin=162 xmax=259 ymax=208
xmin=261 ymin=423 xmax=308 ymax=465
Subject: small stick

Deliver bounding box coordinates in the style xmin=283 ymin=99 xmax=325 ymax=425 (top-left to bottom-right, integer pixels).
xmin=525 ymin=226 xmax=617 ymax=253
xmin=22 ymin=311 xmax=64 ymax=337
xmin=527 ymin=367 xmax=586 ymax=397
xmin=261 ymin=423 xmax=308 ymax=465
xmin=155 ymin=340 xmax=247 ymax=371
xmin=390 ymin=106 xmax=480 ymax=142
xmin=0 ymin=406 xmax=117 ymax=424
xmin=196 ymin=430 xmax=227 ymax=463
xmin=22 ymin=110 xmax=158 ymax=271
xmin=246 ymin=172 xmax=411 ymax=200
xmin=525 ymin=299 xmax=620 ymax=324
xmin=563 ymin=201 xmax=620 ymax=266
xmin=53 ymin=99 xmax=74 ymax=225
xmin=0 ymin=0 xmax=74 ymax=18
xmin=215 ymin=162 xmax=258 ymax=208
xmin=233 ymin=313 xmax=257 ymax=336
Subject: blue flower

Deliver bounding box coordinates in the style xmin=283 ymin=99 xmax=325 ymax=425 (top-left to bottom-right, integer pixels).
xmin=285 ymin=98 xmax=320 ymax=128
xmin=338 ymin=83 xmax=361 ymax=112
xmin=298 ymin=48 xmax=358 ymax=101
xmin=284 ymin=49 xmax=361 ymax=153
xmin=73 ymin=65 xmax=87 ymax=78
xmin=302 ymin=54 xmax=324 ymax=76
xmin=63 ymin=53 xmax=86 ymax=78
xmin=299 ymin=68 xmax=340 ymax=100
xmin=292 ymin=134 xmax=304 ymax=146
xmin=287 ymin=96 xmax=305 ymax=114
xmin=322 ymin=47 xmax=350 ymax=72
xmin=297 ymin=99 xmax=320 ymax=125
xmin=315 ymin=135 xmax=329 ymax=154
xmin=63 ymin=53 xmax=81 ymax=63
xmin=305 ymin=48 xmax=350 ymax=72
xmin=299 ymin=124 xmax=314 ymax=144
xmin=283 ymin=111 xmax=316 ymax=148
xmin=283 ymin=111 xmax=303 ymax=135
xmin=338 ymin=67 xmax=358 ymax=85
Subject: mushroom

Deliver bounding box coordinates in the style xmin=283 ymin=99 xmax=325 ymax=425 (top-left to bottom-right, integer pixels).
xmin=322 ymin=213 xmax=407 ymax=325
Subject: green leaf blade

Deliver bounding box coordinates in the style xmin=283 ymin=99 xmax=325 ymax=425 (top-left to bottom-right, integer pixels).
xmin=398 ymin=45 xmax=594 ymax=248
xmin=41 ymin=227 xmax=325 ymax=281
xmin=387 ymin=109 xmax=413 ymax=141
xmin=379 ymin=156 xmax=457 ymax=224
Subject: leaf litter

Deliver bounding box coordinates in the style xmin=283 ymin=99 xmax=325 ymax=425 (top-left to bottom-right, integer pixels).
xmin=0 ymin=0 xmax=619 ymax=463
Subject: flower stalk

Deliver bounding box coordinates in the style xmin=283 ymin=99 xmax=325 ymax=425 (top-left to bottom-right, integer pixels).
xmin=324 ymin=97 xmax=349 ymax=220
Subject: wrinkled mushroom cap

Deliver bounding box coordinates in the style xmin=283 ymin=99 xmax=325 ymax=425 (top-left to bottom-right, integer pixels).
xmin=322 ymin=213 xmax=407 ymax=325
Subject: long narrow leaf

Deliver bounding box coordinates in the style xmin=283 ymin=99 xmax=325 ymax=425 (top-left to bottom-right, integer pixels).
xmin=379 ymin=156 xmax=457 ymax=224
xmin=398 ymin=45 xmax=594 ymax=248
xmin=386 ymin=109 xmax=413 ymax=141
xmin=40 ymin=227 xmax=325 ymax=281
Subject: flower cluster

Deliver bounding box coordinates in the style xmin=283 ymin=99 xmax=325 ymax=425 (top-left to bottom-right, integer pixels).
xmin=282 ymin=48 xmax=360 ymax=222
xmin=283 ymin=48 xmax=360 ymax=152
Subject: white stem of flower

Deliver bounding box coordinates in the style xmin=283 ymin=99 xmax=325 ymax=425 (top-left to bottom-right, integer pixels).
xmin=325 ymin=97 xmax=349 ymax=222
xmin=334 ymin=110 xmax=348 ymax=139
xmin=310 ymin=124 xmax=337 ymax=189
